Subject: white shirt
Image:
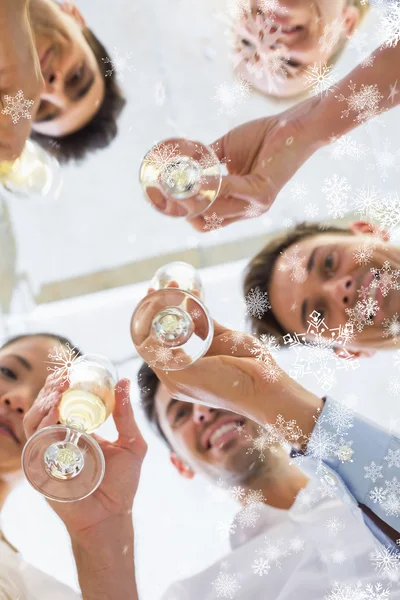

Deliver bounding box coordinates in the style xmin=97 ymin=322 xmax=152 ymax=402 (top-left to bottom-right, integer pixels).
xmin=162 ymin=473 xmax=400 ymax=599
xmin=0 ymin=534 xmax=79 ymax=600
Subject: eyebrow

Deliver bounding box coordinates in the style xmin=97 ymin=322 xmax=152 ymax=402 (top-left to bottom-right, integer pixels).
xmin=9 ymin=354 xmax=32 ymax=371
xmin=300 ymin=247 xmax=319 ymax=329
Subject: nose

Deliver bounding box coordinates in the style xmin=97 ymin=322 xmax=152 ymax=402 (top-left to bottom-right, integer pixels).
xmin=324 ymin=276 xmax=354 ymax=308
xmin=0 ymin=390 xmax=29 ymax=417
xmin=42 ymin=69 xmax=64 ymax=97
xmin=193 ymin=404 xmax=216 ymax=424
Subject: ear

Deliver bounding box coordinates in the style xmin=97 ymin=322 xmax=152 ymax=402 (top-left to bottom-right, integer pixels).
xmin=59 ymin=2 xmax=86 ymax=27
xmin=342 ymin=5 xmax=360 ymax=38
xmin=334 ymin=346 xmax=376 ymax=359
xmin=348 ymin=221 xmax=390 ymax=242
xmin=170 ymin=452 xmax=195 ymax=479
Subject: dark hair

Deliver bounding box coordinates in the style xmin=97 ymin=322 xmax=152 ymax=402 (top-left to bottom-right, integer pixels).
xmin=137 ymin=361 xmax=172 ymax=449
xmin=1 ymin=332 xmax=82 ymax=357
xmin=243 ymin=222 xmax=354 ymax=343
xmin=31 ymin=29 xmax=126 ymax=163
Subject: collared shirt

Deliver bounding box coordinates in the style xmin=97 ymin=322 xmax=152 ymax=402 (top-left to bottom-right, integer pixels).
xmin=162 ymin=476 xmax=399 ymax=599
xmin=308 ymin=396 xmax=400 ymax=539
xmin=0 ymin=535 xmax=79 ymax=600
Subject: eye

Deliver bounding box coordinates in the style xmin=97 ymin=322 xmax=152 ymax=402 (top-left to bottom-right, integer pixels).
xmin=0 ymin=366 xmax=16 ymax=380
xmin=324 ymin=254 xmax=335 ymax=276
xmin=285 ymin=58 xmax=301 ymax=68
xmin=174 ymin=405 xmax=190 ymax=424
xmin=241 ymin=38 xmax=253 ymax=47
xmin=68 ymin=65 xmax=84 ymax=85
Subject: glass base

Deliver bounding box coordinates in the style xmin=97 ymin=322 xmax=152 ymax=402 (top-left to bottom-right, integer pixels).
xmin=139 ymin=138 xmax=221 ymax=219
xmin=22 ymin=425 xmax=105 ymax=502
xmin=131 ymin=288 xmax=213 ymax=370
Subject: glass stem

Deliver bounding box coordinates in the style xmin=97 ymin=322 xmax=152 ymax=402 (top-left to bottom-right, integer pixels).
xmin=63 ymin=425 xmax=83 ymax=446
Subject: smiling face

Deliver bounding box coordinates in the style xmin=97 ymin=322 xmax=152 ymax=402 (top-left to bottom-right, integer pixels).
xmin=0 ymin=336 xmax=62 ymax=477
xmin=154 ymin=382 xmax=266 ymax=486
xmin=269 ymin=223 xmax=400 ymax=352
xmin=30 ymin=0 xmax=105 ymax=137
xmin=234 ymin=0 xmax=361 ymax=98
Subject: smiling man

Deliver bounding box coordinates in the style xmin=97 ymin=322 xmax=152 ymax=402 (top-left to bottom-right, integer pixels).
xmin=232 ymin=0 xmax=368 ymax=98
xmin=137 ymin=362 xmax=400 ymax=599
xmin=244 ymin=221 xmax=400 ymax=356
xmin=0 ymin=0 xmax=125 ymax=163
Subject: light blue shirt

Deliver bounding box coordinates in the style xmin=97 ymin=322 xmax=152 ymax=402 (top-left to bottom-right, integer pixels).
xmin=306 ymin=396 xmax=399 ymax=548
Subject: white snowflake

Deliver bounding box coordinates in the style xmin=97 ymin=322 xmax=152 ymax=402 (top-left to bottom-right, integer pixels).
xmin=382 ymin=492 xmax=400 ymax=517
xmin=369 ymin=487 xmax=388 ymax=504
xmin=244 ymin=287 xmax=271 ymax=319
xmin=212 ymin=571 xmax=241 ymax=598
xmin=217 ymin=519 xmax=237 ymax=538
xmin=46 ymin=343 xmax=81 ymax=383
xmin=304 ymin=62 xmax=337 ymax=97
xmin=256 ymin=536 xmax=288 ymax=568
xmin=367 ymin=138 xmax=400 ymax=181
xmin=250 ymin=334 xmax=280 ymax=360
xmin=288 ymin=537 xmax=305 ymax=553
xmin=245 ymin=489 xmax=266 ymax=506
xmin=319 ymin=19 xmax=345 ymax=54
xmin=378 ymin=1 xmax=400 ymax=48
xmin=330 ymin=135 xmax=368 ymax=161
xmin=325 ymin=581 xmax=390 ymax=600
xmin=212 ymin=77 xmax=251 ymax=116
xmin=102 ymin=47 xmax=135 ymax=81
xmin=302 ymin=203 xmax=319 ymax=219
xmin=384 ymin=448 xmax=400 ymax=468
xmin=145 ymin=343 xmax=182 ymax=370
xmin=383 ymin=314 xmax=400 ymax=343
xmin=236 ymin=505 xmax=260 ymax=528
xmin=325 ymin=517 xmax=344 ymax=537
xmin=306 ymin=422 xmax=337 ymax=465
xmin=278 ymin=245 xmax=307 ymax=283
xmin=146 ymin=142 xmax=180 ymax=173
xmin=252 ymin=557 xmax=270 ymax=576
xmin=221 ymin=330 xmax=249 ymax=353
xmin=353 ymin=244 xmax=373 ymax=266
xmin=230 ymin=485 xmax=246 ymax=502
xmin=370 ymin=545 xmax=400 ymax=580
xmin=326 ymin=401 xmax=354 ymax=436
xmin=330 ymin=550 xmax=346 ymax=565
xmin=388 ymin=376 xmax=400 ymax=396
xmin=364 ymin=461 xmax=384 ymax=483
xmin=322 ymin=173 xmax=351 ymax=203
xmin=203 ymin=212 xmax=224 ymax=232
xmin=244 ymin=201 xmax=262 ymax=218
xmin=289 ymin=181 xmax=309 ymax=203
xmin=1 ymin=90 xmax=34 ymax=124
xmin=337 ymin=80 xmax=383 ymax=123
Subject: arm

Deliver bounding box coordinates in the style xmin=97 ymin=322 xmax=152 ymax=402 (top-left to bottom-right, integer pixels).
xmin=0 ymin=0 xmax=43 ymax=159
xmin=69 ymin=517 xmax=138 ymax=600
xmin=23 ymin=378 xmax=145 ymax=600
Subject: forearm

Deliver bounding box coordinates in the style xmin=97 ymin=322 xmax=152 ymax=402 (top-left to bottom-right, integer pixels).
xmin=69 ymin=518 xmax=139 ymax=600
xmin=311 ymin=42 xmax=400 ymax=145
xmin=253 ymin=373 xmax=324 ymax=445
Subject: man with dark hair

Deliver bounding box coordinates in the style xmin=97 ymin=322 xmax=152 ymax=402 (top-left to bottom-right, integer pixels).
xmin=244 ymin=220 xmax=400 ymax=357
xmin=137 ymin=360 xmax=400 ymax=599
xmin=0 ymin=0 xmax=125 ymax=164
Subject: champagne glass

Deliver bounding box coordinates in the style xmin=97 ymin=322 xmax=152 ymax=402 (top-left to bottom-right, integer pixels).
xmin=130 ymin=262 xmax=213 ymax=370
xmin=139 ymin=138 xmax=222 ymax=219
xmin=0 ymin=140 xmax=62 ymax=199
xmin=22 ymin=354 xmax=117 ymax=502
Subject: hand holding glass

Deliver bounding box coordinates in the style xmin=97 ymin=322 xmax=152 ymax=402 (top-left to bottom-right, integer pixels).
xmin=139 ymin=138 xmax=222 ymax=219
xmin=22 ymin=354 xmax=117 ymax=502
xmin=130 ymin=262 xmax=213 ymax=370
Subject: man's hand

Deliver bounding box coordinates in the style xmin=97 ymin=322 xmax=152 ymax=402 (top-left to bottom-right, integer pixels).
xmin=23 ymin=376 xmax=147 ymax=538
xmin=153 ymin=320 xmax=323 ymax=441
xmin=0 ymin=2 xmax=44 ymax=160
xmin=188 ymin=96 xmax=323 ymax=231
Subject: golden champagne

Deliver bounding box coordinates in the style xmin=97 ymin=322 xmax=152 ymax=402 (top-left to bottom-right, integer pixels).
xmin=59 ymin=387 xmax=115 ymax=434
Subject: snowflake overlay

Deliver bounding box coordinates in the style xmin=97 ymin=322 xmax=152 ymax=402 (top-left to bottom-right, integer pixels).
xmin=1 ymin=90 xmax=34 ymax=124
xmin=102 ymin=47 xmax=135 ymax=81
xmin=46 ymin=343 xmax=81 ymax=384
xmin=244 ymin=287 xmax=271 ymax=319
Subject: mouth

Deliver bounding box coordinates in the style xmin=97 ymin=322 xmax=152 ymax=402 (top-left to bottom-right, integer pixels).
xmin=0 ymin=421 xmax=19 ymax=445
xmin=204 ymin=419 xmax=244 ymax=451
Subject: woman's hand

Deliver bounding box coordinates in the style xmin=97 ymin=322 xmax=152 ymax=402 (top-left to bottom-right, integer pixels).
xmin=23 ymin=375 xmax=147 ymax=539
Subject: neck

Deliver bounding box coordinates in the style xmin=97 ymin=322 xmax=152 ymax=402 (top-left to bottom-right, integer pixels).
xmin=0 ymin=472 xmax=21 ymax=513
xmin=240 ymin=460 xmax=309 ymax=510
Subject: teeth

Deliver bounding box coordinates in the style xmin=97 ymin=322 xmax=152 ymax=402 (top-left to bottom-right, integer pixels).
xmin=209 ymin=423 xmax=237 ymax=446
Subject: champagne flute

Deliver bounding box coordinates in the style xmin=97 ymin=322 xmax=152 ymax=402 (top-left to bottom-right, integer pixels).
xmin=130 ymin=262 xmax=213 ymax=370
xmin=139 ymin=138 xmax=222 ymax=219
xmin=0 ymin=140 xmax=62 ymax=199
xmin=22 ymin=354 xmax=117 ymax=502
